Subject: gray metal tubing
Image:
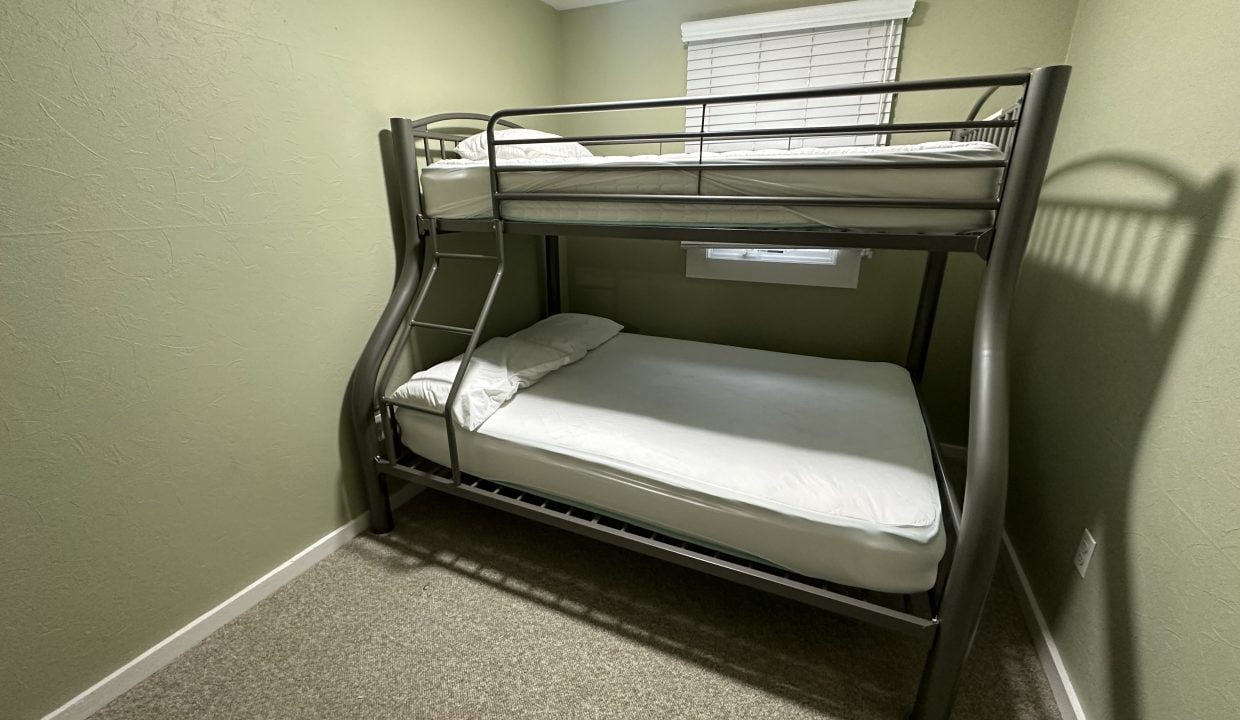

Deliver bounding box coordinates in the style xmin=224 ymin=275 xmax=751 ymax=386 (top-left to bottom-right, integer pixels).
xmin=486 ymin=70 xmax=1033 ymax=221
xmin=544 ymin=235 xmax=561 ymax=316
xmin=379 ymin=459 xmax=937 ymax=636
xmin=437 ymin=252 xmax=498 ymax=261
xmin=494 ymin=120 xmax=1014 ymax=148
xmin=912 ymin=386 xmax=963 ymax=615
xmin=435 ymin=218 xmax=992 ymax=254
xmin=411 ymin=320 xmax=474 ymax=335
xmin=392 ymin=113 xmax=524 ymax=233
xmin=377 ymin=221 xmax=440 ymax=405
xmin=496 ymin=193 xmax=999 ymax=210
xmin=911 ymin=64 xmax=1071 ymax=720
xmin=906 ymin=252 xmax=949 ymax=383
xmin=490 ymin=71 xmax=1030 ymax=121
xmin=496 ymin=159 xmax=1008 ymax=172
xmin=345 ymin=117 xmax=429 ymax=534
xmin=382 ymin=395 xmax=443 ymax=415
xmin=442 ymin=220 xmax=507 ymax=484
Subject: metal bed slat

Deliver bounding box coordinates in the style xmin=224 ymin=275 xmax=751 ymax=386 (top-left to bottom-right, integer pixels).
xmin=377 ymin=458 xmax=939 ymax=635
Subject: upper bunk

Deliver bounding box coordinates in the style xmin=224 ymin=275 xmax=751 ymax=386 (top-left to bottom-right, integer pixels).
xmin=390 ymin=66 xmax=1071 ymax=258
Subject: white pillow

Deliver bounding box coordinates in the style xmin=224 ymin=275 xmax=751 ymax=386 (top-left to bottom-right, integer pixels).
xmin=510 ymin=313 xmax=623 ymax=362
xmin=456 ymin=128 xmax=593 ymax=162
xmin=392 ymin=337 xmax=569 ymax=430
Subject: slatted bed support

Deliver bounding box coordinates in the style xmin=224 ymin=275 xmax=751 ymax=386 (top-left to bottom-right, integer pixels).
xmin=347 ymin=65 xmax=1071 ymax=720
xmin=377 ymin=456 xmax=941 ymax=636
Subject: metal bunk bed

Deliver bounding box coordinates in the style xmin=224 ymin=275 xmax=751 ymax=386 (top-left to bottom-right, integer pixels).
xmin=347 ymin=65 xmax=1071 ymax=720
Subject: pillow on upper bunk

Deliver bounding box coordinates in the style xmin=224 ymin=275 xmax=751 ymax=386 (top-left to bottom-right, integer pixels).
xmin=510 ymin=313 xmax=623 ymax=362
xmin=456 ymin=128 xmax=593 ymax=162
xmin=392 ymin=337 xmax=570 ymax=430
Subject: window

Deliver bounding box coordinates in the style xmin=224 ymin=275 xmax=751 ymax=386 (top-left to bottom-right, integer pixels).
xmin=685 ymin=243 xmax=868 ymax=289
xmin=707 ymin=248 xmax=840 ymax=265
xmin=679 ymin=0 xmax=915 ymax=287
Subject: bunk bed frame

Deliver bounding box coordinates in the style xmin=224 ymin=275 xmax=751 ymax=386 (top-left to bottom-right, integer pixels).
xmin=348 ymin=65 xmax=1071 ymax=720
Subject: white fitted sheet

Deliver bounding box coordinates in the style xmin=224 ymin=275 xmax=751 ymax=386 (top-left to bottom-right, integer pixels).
xmin=396 ymin=333 xmax=945 ymax=593
xmin=422 ymin=141 xmax=1001 ymax=233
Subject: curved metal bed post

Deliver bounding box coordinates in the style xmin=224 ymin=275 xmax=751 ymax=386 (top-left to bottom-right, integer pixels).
xmin=347 ymin=118 xmax=425 ymax=533
xmin=912 ymin=64 xmax=1071 ymax=720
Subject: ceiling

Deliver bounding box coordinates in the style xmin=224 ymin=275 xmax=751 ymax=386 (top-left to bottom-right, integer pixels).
xmin=539 ymin=0 xmax=628 ymax=10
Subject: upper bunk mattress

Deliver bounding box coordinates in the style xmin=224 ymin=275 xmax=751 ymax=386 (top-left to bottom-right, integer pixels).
xmin=421 ymin=140 xmax=1002 ymax=233
xmin=395 ymin=333 xmax=945 ymax=593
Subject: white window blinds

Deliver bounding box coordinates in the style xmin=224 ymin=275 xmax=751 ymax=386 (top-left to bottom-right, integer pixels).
xmin=683 ymin=0 xmax=914 ymax=152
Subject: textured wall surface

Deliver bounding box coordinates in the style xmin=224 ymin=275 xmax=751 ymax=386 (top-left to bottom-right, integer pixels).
xmin=1007 ymin=1 xmax=1240 ymax=718
xmin=0 ymin=1 xmax=560 ymax=717
xmin=557 ymin=0 xmax=1080 ymax=443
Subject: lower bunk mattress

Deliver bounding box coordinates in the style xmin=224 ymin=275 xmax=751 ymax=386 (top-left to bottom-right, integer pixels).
xmin=395 ymin=333 xmax=945 ymax=593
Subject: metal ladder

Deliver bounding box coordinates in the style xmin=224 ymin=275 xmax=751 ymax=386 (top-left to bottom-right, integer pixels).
xmin=379 ymin=217 xmax=506 ymax=483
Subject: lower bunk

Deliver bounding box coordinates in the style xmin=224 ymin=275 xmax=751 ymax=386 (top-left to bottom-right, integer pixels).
xmin=379 ymin=315 xmax=957 ymax=635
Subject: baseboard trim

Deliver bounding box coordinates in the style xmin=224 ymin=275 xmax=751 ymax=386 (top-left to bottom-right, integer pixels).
xmin=42 ymin=474 xmax=1082 ymax=720
xmin=1002 ymin=534 xmax=1088 ymax=720
xmin=938 ymin=441 xmax=1084 ymax=719
xmin=41 ymin=486 xmax=421 ymax=720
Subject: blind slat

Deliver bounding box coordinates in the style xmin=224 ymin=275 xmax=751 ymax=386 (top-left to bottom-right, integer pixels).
xmin=685 ymin=18 xmax=903 ymax=152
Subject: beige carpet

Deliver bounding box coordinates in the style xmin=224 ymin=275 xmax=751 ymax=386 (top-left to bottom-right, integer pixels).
xmin=91 ymin=491 xmax=1058 ymax=719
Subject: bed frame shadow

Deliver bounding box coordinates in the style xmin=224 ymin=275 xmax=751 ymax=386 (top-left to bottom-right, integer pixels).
xmin=351 ymin=490 xmax=1050 ymax=719
xmin=1009 ymin=156 xmax=1232 ymax=720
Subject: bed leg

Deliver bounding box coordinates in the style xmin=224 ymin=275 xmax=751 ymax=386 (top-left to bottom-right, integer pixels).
xmin=362 ymin=458 xmax=394 ymax=534
xmin=909 ymin=542 xmax=1001 ymax=719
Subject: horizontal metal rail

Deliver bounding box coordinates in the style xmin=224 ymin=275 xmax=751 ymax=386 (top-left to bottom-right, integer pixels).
xmin=436 ymin=252 xmax=499 ymax=262
xmin=494 ymin=159 xmax=1009 ymax=173
xmin=379 ymin=458 xmax=937 ymax=636
xmin=492 ymin=120 xmax=1015 ymax=147
xmin=433 ymin=218 xmax=992 ymax=254
xmin=411 ymin=320 xmax=474 ymax=335
xmin=381 ymin=395 xmax=444 ymax=416
xmin=482 ymin=70 xmax=1030 ymax=229
xmin=489 ymin=71 xmax=1030 ymax=120
xmin=495 ymin=192 xmax=999 ymax=210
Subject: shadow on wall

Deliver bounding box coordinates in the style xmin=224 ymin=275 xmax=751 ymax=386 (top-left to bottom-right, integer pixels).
xmin=1009 ymin=155 xmax=1232 ymax=720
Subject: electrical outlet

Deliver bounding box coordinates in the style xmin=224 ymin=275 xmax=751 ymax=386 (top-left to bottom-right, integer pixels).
xmin=1073 ymin=529 xmax=1097 ymax=578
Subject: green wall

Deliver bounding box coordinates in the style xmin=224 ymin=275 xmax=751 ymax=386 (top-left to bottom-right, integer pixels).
xmin=558 ymin=0 xmax=1080 ymax=443
xmin=0 ymin=1 xmax=559 ymax=717
xmin=5 ymin=2 xmax=1238 ymax=720
xmin=1008 ymin=1 xmax=1240 ymax=718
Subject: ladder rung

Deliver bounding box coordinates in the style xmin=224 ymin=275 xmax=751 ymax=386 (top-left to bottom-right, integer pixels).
xmin=436 ymin=252 xmax=499 ymax=262
xmin=411 ymin=320 xmax=473 ymax=335
xmin=380 ymin=397 xmax=446 ymax=418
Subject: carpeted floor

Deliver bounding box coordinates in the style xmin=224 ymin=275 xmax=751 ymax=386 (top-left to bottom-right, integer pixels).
xmin=91 ymin=491 xmax=1058 ymax=719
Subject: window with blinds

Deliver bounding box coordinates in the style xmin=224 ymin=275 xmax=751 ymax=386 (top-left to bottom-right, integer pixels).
xmin=683 ymin=0 xmax=912 ymax=152
xmin=678 ymin=1 xmax=915 ymax=284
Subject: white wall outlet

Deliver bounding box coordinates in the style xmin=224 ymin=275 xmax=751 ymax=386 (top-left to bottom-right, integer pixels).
xmin=1073 ymin=529 xmax=1097 ymax=578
